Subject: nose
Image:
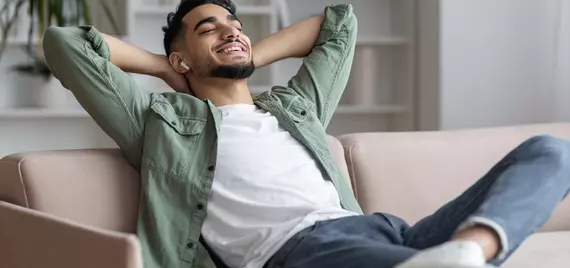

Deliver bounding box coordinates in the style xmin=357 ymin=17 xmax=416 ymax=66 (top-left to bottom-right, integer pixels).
xmin=221 ymin=25 xmax=241 ymax=40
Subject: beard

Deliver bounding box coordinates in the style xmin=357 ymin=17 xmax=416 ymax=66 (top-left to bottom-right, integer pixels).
xmin=209 ymin=60 xmax=255 ymax=79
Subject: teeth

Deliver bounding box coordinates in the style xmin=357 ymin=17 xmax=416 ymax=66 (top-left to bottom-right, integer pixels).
xmin=222 ymin=46 xmax=243 ymax=53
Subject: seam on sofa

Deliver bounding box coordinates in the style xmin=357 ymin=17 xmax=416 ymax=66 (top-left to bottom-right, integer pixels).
xmin=18 ymin=158 xmax=33 ymax=208
xmin=343 ymin=144 xmax=359 ymax=200
xmin=0 ymin=159 xmax=30 ymax=208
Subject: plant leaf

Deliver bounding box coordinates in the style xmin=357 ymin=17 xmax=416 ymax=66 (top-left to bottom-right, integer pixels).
xmin=100 ymin=0 xmax=120 ymax=34
xmin=54 ymin=0 xmax=63 ymax=26
xmin=47 ymin=0 xmax=53 ymax=26
xmin=37 ymin=0 xmax=45 ymax=35
xmin=26 ymin=0 xmax=36 ymax=57
xmin=81 ymin=0 xmax=90 ymax=25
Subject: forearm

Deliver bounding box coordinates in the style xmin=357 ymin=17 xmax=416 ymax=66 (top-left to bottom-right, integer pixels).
xmin=253 ymin=15 xmax=324 ymax=68
xmin=102 ymin=34 xmax=169 ymax=78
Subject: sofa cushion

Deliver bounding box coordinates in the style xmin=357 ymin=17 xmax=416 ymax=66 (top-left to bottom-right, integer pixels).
xmin=503 ymin=231 xmax=570 ymax=268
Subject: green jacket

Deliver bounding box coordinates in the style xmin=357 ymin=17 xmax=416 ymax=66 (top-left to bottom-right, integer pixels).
xmin=43 ymin=4 xmax=362 ymax=268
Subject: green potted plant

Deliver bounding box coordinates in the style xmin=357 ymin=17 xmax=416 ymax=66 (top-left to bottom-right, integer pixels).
xmin=0 ymin=0 xmax=120 ymax=108
xmin=0 ymin=0 xmax=26 ymax=108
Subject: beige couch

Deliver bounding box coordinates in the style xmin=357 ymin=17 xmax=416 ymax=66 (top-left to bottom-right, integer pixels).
xmin=2 ymin=123 xmax=570 ymax=268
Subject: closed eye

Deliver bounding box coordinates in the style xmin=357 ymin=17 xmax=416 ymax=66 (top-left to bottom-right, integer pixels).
xmin=201 ymin=28 xmax=215 ymax=34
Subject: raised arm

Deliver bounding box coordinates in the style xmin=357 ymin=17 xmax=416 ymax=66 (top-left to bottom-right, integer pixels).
xmin=253 ymin=4 xmax=357 ymax=127
xmin=43 ymin=26 xmax=184 ymax=168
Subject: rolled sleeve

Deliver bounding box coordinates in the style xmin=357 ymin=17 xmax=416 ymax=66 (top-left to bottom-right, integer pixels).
xmin=286 ymin=4 xmax=358 ymax=128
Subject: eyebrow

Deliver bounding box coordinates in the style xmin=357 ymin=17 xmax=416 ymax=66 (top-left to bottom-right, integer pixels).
xmin=193 ymin=14 xmax=241 ymax=32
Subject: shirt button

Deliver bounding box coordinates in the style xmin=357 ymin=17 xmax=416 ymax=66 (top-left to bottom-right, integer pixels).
xmin=186 ymin=242 xmax=194 ymax=249
xmin=300 ymin=110 xmax=307 ymax=116
xmin=197 ymin=203 xmax=204 ymax=210
xmin=207 ymin=165 xmax=215 ymax=171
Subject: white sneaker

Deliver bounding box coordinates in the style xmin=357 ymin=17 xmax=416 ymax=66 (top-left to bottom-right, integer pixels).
xmin=395 ymin=241 xmax=497 ymax=268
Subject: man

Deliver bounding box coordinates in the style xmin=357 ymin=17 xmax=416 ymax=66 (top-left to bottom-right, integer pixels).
xmin=42 ymin=0 xmax=570 ymax=268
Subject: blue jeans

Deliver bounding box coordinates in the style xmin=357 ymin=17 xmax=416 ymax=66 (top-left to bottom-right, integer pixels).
xmin=263 ymin=135 xmax=570 ymax=268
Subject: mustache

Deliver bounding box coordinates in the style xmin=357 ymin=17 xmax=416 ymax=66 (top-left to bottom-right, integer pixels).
xmin=215 ymin=38 xmax=246 ymax=50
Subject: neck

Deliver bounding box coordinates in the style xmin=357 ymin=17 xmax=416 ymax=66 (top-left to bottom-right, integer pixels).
xmin=189 ymin=77 xmax=253 ymax=106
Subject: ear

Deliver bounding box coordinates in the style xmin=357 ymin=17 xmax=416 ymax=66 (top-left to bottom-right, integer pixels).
xmin=168 ymin=52 xmax=190 ymax=74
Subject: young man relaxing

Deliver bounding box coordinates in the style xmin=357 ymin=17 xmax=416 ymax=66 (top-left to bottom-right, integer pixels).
xmin=42 ymin=0 xmax=570 ymax=267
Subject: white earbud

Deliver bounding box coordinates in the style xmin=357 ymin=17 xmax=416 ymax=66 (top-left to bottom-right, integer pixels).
xmin=181 ymin=62 xmax=190 ymax=70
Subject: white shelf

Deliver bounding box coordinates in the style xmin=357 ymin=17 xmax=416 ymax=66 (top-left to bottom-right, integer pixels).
xmin=4 ymin=36 xmax=39 ymax=46
xmin=356 ymin=36 xmax=408 ymax=46
xmin=0 ymin=108 xmax=89 ymax=119
xmin=335 ymin=105 xmax=408 ymax=114
xmin=134 ymin=5 xmax=274 ymax=16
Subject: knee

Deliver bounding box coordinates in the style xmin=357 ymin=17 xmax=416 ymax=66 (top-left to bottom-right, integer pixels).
xmin=517 ymin=135 xmax=570 ymax=162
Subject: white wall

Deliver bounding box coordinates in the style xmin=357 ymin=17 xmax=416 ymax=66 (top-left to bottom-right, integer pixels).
xmin=553 ymin=0 xmax=570 ymax=122
xmin=416 ymin=0 xmax=441 ymax=131
xmin=436 ymin=0 xmax=565 ymax=129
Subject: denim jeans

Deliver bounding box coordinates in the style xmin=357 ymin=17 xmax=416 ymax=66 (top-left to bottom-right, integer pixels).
xmin=263 ymin=135 xmax=570 ymax=268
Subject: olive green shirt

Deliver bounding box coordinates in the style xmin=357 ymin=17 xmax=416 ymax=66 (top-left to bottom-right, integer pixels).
xmin=43 ymin=4 xmax=362 ymax=268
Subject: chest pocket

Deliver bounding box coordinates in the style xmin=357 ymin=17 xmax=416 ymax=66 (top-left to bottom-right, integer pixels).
xmin=287 ymin=96 xmax=315 ymax=123
xmin=145 ymin=100 xmax=206 ymax=176
xmin=150 ymin=101 xmax=206 ymax=136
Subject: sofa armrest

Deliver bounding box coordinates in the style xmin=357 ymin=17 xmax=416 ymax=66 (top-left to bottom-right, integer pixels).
xmin=0 ymin=201 xmax=142 ymax=268
xmin=0 ymin=149 xmax=140 ymax=233
xmin=338 ymin=123 xmax=570 ymax=232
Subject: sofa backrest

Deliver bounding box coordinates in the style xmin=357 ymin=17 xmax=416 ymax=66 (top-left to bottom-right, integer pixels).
xmin=0 ymin=137 xmax=351 ymax=233
xmin=4 ymin=124 xmax=570 ymax=233
xmin=338 ymin=123 xmax=570 ymax=232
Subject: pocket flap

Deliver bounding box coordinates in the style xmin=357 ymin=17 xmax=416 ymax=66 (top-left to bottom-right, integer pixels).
xmin=288 ymin=96 xmax=314 ymax=122
xmin=150 ymin=101 xmax=205 ymax=135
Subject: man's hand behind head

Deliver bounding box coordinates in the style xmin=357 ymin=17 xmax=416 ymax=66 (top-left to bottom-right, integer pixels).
xmin=156 ymin=55 xmax=192 ymax=94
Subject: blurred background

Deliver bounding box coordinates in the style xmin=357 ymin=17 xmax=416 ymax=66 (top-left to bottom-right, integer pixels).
xmin=0 ymin=0 xmax=568 ymax=157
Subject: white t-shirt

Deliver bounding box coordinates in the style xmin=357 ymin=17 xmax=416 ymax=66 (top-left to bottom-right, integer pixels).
xmin=201 ymin=104 xmax=356 ymax=268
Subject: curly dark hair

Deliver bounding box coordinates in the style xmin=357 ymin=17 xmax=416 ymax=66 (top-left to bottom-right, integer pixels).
xmin=162 ymin=0 xmax=237 ymax=55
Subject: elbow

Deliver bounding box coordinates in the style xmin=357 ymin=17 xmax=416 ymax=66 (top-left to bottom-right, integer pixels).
xmin=320 ymin=4 xmax=358 ymax=42
xmin=42 ymin=27 xmax=67 ymax=80
xmin=337 ymin=5 xmax=358 ymax=46
xmin=42 ymin=26 xmax=65 ymax=51
xmin=42 ymin=26 xmax=66 ymax=64
xmin=341 ymin=5 xmax=357 ymax=33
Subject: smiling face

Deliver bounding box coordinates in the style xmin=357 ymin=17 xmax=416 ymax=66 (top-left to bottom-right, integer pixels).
xmin=170 ymin=3 xmax=254 ymax=79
